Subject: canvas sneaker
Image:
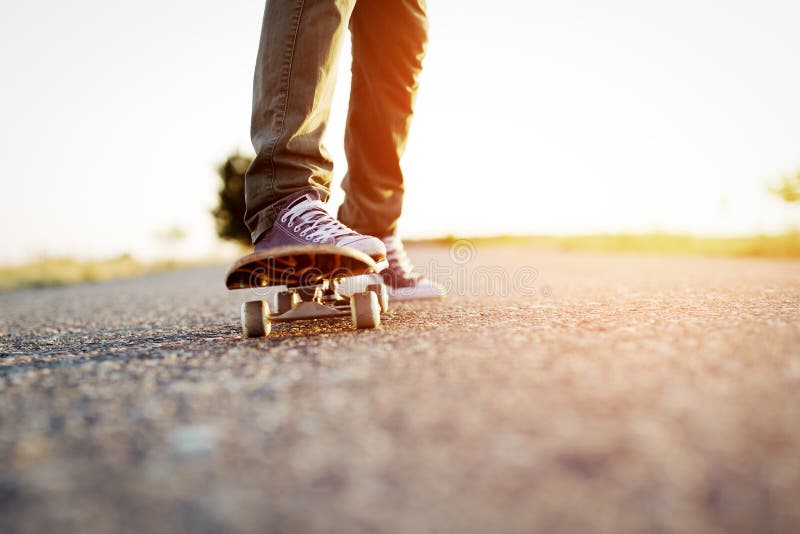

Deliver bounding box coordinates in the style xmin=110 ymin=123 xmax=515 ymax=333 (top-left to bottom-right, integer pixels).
xmin=379 ymin=235 xmax=446 ymax=301
xmin=254 ymin=190 xmax=386 ymax=264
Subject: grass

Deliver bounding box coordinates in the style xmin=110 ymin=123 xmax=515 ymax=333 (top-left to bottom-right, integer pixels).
xmin=410 ymin=231 xmax=800 ymax=259
xmin=0 ymin=254 xmax=189 ymax=292
xmin=2 ymin=232 xmax=798 ymax=292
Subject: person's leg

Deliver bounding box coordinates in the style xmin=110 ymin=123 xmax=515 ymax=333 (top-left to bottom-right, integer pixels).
xmin=244 ymin=0 xmax=355 ymax=244
xmin=337 ymin=0 xmax=429 ymax=238
xmin=338 ymin=0 xmax=441 ymax=298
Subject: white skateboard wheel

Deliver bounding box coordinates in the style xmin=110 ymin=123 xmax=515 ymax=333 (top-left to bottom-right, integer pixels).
xmin=241 ymin=300 xmax=270 ymax=337
xmin=350 ymin=291 xmax=380 ymax=329
xmin=366 ymin=283 xmax=389 ymax=314
xmin=275 ymin=291 xmax=298 ymax=314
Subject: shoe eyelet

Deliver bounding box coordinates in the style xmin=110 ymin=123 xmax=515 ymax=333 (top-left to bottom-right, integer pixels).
xmin=294 ymin=226 xmax=301 ymax=233
xmin=305 ymin=236 xmax=312 ymax=240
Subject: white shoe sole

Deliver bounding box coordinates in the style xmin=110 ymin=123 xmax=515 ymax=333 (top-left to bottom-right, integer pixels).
xmin=336 ymin=274 xmax=446 ymax=301
xmin=386 ymin=284 xmax=447 ymax=302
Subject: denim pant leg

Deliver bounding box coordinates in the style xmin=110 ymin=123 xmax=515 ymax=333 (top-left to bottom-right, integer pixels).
xmin=245 ymin=0 xmax=356 ymax=243
xmin=337 ymin=0 xmax=429 ymax=238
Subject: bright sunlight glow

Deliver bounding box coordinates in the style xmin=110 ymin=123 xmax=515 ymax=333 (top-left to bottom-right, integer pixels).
xmin=1 ymin=0 xmax=799 ymax=262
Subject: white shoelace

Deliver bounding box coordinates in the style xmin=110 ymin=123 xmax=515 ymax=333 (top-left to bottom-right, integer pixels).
xmin=280 ymin=198 xmax=356 ymax=243
xmin=383 ymin=236 xmax=414 ymax=274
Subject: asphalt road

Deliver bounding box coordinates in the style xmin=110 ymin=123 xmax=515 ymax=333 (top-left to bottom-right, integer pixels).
xmin=1 ymin=245 xmax=799 ymax=534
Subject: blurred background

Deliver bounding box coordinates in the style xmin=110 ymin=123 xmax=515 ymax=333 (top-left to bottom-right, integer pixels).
xmin=1 ymin=0 xmax=799 ymax=271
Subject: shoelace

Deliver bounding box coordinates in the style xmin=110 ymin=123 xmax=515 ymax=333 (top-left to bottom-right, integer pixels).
xmin=280 ymin=198 xmax=356 ymax=243
xmin=383 ymin=236 xmax=414 ymax=275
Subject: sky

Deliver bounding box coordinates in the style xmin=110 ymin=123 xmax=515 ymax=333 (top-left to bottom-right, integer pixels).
xmin=2 ymin=0 xmax=800 ymax=263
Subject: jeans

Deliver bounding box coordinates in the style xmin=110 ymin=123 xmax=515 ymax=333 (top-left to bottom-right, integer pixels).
xmin=244 ymin=0 xmax=429 ymax=243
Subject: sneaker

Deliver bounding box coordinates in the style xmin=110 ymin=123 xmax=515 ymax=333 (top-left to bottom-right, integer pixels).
xmin=254 ymin=190 xmax=386 ymax=263
xmin=380 ymin=235 xmax=446 ymax=301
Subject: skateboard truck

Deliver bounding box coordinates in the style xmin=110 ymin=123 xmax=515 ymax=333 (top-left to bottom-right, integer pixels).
xmin=241 ymin=279 xmax=388 ymax=338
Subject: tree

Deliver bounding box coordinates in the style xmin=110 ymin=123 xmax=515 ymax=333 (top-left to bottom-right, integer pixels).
xmin=212 ymin=152 xmax=253 ymax=245
xmin=769 ymin=168 xmax=800 ymax=204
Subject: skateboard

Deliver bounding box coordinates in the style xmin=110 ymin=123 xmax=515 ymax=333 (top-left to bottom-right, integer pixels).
xmin=225 ymin=245 xmax=389 ymax=337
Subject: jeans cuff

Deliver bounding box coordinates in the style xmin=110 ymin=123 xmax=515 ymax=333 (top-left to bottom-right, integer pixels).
xmin=251 ymin=206 xmax=279 ymax=244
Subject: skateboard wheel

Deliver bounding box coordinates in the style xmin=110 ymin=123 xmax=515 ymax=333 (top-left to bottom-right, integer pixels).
xmin=276 ymin=291 xmax=298 ymax=314
xmin=241 ymin=300 xmax=270 ymax=337
xmin=350 ymin=291 xmax=380 ymax=329
xmin=366 ymin=283 xmax=389 ymax=314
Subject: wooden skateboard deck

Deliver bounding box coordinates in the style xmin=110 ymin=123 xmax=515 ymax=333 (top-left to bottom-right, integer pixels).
xmin=225 ymin=244 xmax=379 ymax=289
xmin=225 ymin=245 xmax=388 ymax=337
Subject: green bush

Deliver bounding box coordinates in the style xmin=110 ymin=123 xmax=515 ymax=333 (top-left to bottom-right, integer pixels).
xmin=212 ymin=152 xmax=253 ymax=246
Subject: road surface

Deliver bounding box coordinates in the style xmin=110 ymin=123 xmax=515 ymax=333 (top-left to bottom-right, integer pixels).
xmin=1 ymin=245 xmax=799 ymax=533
